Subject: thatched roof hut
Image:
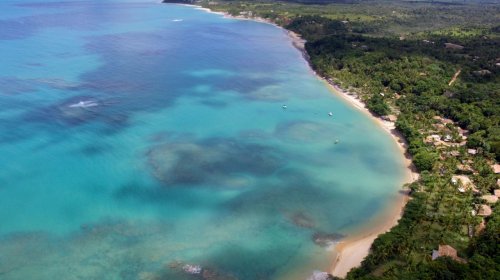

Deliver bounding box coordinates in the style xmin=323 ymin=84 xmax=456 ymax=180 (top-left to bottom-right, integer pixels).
xmin=467 ymin=149 xmax=477 ymax=155
xmin=432 ymin=245 xmax=466 ymax=263
xmin=444 ymin=43 xmax=464 ymax=50
xmin=477 ymin=204 xmax=492 ymax=217
xmin=482 ymin=195 xmax=498 ymax=204
xmin=452 ymin=175 xmax=478 ymax=193
xmin=492 ymin=164 xmax=500 ymax=174
xmin=475 ymin=219 xmax=486 ymax=235
xmin=457 ymin=164 xmax=473 ymax=173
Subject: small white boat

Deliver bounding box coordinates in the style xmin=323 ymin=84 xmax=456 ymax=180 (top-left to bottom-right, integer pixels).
xmin=328 ymin=112 xmax=333 ymax=116
xmin=335 ymin=139 xmax=339 ymax=144
xmin=282 ymin=105 xmax=287 ymax=109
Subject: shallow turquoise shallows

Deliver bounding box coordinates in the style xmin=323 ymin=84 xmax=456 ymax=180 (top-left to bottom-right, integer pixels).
xmin=0 ymin=1 xmax=406 ymax=279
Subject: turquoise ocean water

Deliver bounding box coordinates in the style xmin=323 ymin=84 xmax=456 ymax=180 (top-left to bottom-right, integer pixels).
xmin=0 ymin=1 xmax=407 ymax=279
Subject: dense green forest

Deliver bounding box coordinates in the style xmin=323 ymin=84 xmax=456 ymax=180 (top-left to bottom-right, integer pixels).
xmin=167 ymin=0 xmax=500 ymax=279
xmin=195 ymin=0 xmax=500 ymax=35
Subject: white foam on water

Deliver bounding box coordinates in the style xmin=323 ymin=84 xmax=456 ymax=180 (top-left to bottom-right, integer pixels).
xmin=68 ymin=100 xmax=99 ymax=108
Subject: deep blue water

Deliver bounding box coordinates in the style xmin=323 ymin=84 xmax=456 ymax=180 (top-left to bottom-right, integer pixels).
xmin=0 ymin=1 xmax=406 ymax=279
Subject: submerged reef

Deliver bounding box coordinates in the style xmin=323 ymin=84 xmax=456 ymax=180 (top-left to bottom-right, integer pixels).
xmin=147 ymin=136 xmax=285 ymax=188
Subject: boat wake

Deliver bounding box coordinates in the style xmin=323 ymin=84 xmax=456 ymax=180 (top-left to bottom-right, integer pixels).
xmin=68 ymin=100 xmax=99 ymax=108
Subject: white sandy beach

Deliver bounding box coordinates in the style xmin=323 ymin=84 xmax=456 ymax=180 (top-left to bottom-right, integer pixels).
xmin=328 ymin=185 xmax=411 ymax=277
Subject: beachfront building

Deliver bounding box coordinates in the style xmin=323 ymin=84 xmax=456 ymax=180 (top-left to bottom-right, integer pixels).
xmin=467 ymin=149 xmax=478 ymax=156
xmin=475 ymin=219 xmax=486 ymax=234
xmin=432 ymin=245 xmax=466 ymax=263
xmin=444 ymin=43 xmax=464 ymax=50
xmin=451 ymin=175 xmax=478 ymax=193
xmin=492 ymin=164 xmax=500 ymax=174
xmin=477 ymin=204 xmax=493 ymax=217
xmin=457 ymin=163 xmax=474 ymax=174
xmin=425 ymin=134 xmax=441 ymax=144
xmin=482 ymin=195 xmax=498 ymax=204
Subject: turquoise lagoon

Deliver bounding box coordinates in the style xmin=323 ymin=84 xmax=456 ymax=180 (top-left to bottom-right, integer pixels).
xmin=0 ymin=1 xmax=407 ymax=279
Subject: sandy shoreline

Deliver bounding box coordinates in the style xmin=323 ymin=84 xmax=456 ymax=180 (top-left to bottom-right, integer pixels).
xmin=281 ymin=17 xmax=419 ymax=278
xmin=313 ymin=79 xmax=419 ymax=277
xmin=320 ymin=75 xmax=419 ymax=278
xmin=170 ymin=3 xmax=418 ymax=278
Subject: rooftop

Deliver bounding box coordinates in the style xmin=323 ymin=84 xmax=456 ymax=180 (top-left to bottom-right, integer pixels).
xmin=452 ymin=175 xmax=478 ymax=193
xmin=444 ymin=43 xmax=464 ymax=50
xmin=492 ymin=164 xmax=500 ymax=174
xmin=432 ymin=245 xmax=466 ymax=263
xmin=482 ymin=195 xmax=498 ymax=204
xmin=477 ymin=204 xmax=492 ymax=217
xmin=467 ymin=149 xmax=477 ymax=155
